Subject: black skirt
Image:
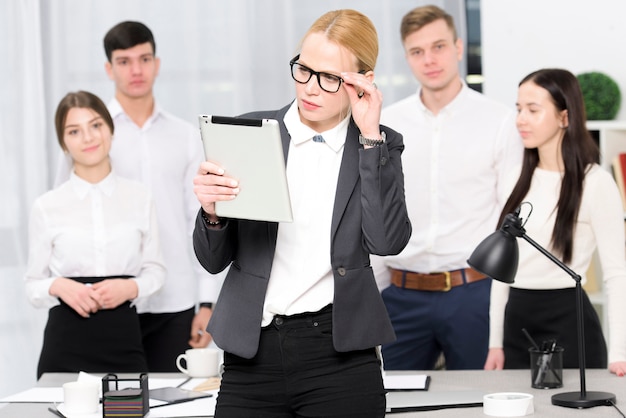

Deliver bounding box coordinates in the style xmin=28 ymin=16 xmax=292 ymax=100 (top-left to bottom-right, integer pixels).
xmin=37 ymin=276 xmax=148 ymax=378
xmin=503 ymin=287 xmax=607 ymax=369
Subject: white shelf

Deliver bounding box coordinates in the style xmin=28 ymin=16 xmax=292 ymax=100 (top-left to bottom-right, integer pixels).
xmin=587 ymin=120 xmax=626 ymax=172
xmin=585 ymin=120 xmax=626 ymax=336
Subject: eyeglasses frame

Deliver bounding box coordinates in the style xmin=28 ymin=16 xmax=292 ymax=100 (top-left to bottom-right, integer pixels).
xmin=289 ymin=54 xmax=365 ymax=93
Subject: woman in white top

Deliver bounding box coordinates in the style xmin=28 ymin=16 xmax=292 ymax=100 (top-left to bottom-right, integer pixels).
xmin=484 ymin=69 xmax=626 ymax=377
xmin=25 ymin=91 xmax=165 ymax=378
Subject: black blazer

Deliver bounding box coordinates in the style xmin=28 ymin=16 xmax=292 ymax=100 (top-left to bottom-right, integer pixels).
xmin=193 ymin=103 xmax=411 ymax=359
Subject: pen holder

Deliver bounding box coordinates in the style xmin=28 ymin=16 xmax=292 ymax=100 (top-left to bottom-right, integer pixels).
xmin=102 ymin=373 xmax=149 ymax=417
xmin=529 ymin=346 xmax=563 ymax=389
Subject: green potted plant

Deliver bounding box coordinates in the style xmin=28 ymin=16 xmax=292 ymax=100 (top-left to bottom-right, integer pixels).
xmin=577 ymin=71 xmax=621 ymax=120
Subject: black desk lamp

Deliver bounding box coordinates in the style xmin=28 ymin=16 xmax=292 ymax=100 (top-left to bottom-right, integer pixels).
xmin=467 ymin=208 xmax=616 ymax=408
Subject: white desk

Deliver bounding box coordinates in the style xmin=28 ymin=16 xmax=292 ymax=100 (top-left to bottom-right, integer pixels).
xmin=391 ymin=369 xmax=623 ymax=417
xmin=0 ymin=369 xmax=623 ymax=417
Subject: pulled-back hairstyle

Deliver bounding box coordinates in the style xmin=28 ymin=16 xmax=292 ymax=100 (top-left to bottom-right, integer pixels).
xmin=54 ymin=91 xmax=114 ymax=151
xmin=499 ymin=68 xmax=599 ymax=263
xmin=104 ymin=21 xmax=155 ymax=62
xmin=400 ymin=4 xmax=457 ymax=42
xmin=303 ymin=9 xmax=378 ymax=73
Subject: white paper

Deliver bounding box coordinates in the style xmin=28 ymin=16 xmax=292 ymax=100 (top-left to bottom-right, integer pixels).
xmin=57 ymin=403 xmax=102 ymax=418
xmin=383 ymin=373 xmax=429 ymax=390
xmin=0 ymin=387 xmax=64 ymax=403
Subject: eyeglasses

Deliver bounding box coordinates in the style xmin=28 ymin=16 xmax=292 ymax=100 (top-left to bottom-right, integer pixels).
xmin=289 ymin=54 xmax=345 ymax=93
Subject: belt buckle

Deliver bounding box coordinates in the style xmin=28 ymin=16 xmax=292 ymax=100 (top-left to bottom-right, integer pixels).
xmin=438 ymin=271 xmax=451 ymax=292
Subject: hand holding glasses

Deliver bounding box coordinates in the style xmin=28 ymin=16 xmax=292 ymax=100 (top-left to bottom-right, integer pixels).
xmin=289 ymin=54 xmax=382 ymax=138
xmin=289 ymin=54 xmax=377 ymax=98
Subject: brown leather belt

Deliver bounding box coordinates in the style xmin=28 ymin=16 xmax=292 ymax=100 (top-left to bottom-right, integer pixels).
xmin=390 ymin=268 xmax=488 ymax=292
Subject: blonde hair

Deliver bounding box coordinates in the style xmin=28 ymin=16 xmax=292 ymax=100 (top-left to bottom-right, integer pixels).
xmin=400 ymin=5 xmax=457 ymax=42
xmin=303 ymin=9 xmax=378 ymax=72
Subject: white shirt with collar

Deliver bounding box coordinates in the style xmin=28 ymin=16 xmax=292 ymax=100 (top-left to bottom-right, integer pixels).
xmin=54 ymin=99 xmax=223 ymax=313
xmin=25 ymin=171 xmax=165 ymax=309
xmin=262 ymin=101 xmax=349 ymax=325
xmin=378 ymin=82 xmax=522 ymax=275
xmin=107 ymin=99 xmax=225 ymax=313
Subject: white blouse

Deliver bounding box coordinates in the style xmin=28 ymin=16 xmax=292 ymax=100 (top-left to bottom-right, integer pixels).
xmin=24 ymin=171 xmax=165 ymax=309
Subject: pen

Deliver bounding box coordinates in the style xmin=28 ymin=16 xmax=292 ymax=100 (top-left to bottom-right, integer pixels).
xmin=48 ymin=406 xmax=67 ymax=418
xmin=176 ymin=376 xmax=192 ymax=388
xmin=545 ymin=340 xmax=563 ymax=385
xmin=534 ymin=339 xmax=558 ymax=387
xmin=521 ymin=328 xmax=540 ymax=351
xmin=534 ymin=350 xmax=552 ymax=386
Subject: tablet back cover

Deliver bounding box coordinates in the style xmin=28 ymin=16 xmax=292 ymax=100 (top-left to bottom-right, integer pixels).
xmin=199 ymin=115 xmax=293 ymax=222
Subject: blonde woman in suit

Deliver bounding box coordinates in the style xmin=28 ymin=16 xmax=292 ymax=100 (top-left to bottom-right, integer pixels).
xmin=192 ymin=9 xmax=411 ymax=418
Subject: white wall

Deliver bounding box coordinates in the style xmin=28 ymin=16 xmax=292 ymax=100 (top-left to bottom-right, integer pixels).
xmin=481 ymin=0 xmax=626 ymax=120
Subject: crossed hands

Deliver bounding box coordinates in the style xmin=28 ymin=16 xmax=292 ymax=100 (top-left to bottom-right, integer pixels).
xmin=50 ymin=277 xmax=138 ymax=318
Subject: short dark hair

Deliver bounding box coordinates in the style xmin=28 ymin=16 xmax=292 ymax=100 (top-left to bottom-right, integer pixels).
xmin=103 ymin=21 xmax=156 ymax=62
xmin=54 ymin=91 xmax=114 ymax=151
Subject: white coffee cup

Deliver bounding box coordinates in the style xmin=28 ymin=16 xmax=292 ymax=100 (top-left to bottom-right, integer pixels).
xmin=176 ymin=348 xmax=220 ymax=377
xmin=63 ymin=380 xmax=100 ymax=414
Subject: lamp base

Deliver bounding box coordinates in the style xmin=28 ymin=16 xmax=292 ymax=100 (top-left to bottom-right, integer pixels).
xmin=551 ymin=391 xmax=616 ymax=408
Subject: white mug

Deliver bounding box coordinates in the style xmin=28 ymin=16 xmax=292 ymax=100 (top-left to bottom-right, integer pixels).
xmin=176 ymin=348 xmax=220 ymax=377
xmin=63 ymin=380 xmax=100 ymax=414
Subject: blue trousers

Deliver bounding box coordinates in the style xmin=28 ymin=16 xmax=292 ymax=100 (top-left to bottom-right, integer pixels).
xmin=381 ymin=278 xmax=491 ymax=370
xmin=215 ymin=305 xmax=386 ymax=417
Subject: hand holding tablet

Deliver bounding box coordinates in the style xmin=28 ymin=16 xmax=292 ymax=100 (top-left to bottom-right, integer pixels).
xmin=198 ymin=115 xmax=293 ymax=223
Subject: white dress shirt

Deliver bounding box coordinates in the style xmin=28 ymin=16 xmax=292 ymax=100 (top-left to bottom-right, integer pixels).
xmin=489 ymin=165 xmax=626 ymax=364
xmin=25 ymin=171 xmax=165 ymax=309
xmin=378 ymin=83 xmax=522 ymax=275
xmin=55 ymin=99 xmax=224 ymax=313
xmin=262 ymin=101 xmax=349 ymax=325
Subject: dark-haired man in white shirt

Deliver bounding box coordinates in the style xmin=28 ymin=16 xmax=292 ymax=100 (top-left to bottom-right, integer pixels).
xmin=55 ymin=21 xmax=224 ymax=371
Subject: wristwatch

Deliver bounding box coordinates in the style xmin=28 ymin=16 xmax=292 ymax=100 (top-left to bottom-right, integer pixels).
xmin=358 ymin=131 xmax=386 ymax=147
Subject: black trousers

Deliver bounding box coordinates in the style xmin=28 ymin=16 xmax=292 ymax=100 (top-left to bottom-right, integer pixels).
xmin=503 ymin=287 xmax=607 ymax=369
xmin=215 ymin=305 xmax=386 ymax=418
xmin=139 ymin=307 xmax=195 ymax=372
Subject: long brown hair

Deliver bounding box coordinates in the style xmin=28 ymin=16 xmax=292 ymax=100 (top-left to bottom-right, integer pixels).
xmin=498 ymin=69 xmax=599 ymax=263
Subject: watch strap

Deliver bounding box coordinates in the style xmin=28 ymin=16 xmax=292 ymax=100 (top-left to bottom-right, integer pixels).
xmin=359 ymin=131 xmax=386 ymax=147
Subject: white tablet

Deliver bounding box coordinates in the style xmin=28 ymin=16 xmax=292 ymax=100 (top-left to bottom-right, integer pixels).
xmin=199 ymin=115 xmax=293 ymax=222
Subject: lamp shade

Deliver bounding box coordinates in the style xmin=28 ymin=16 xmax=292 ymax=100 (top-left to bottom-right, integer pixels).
xmin=467 ymin=229 xmax=519 ymax=283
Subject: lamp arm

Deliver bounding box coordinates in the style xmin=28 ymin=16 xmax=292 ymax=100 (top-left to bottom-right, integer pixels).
xmin=520 ymin=232 xmax=587 ymax=397
xmin=519 ymin=234 xmax=581 ymax=283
